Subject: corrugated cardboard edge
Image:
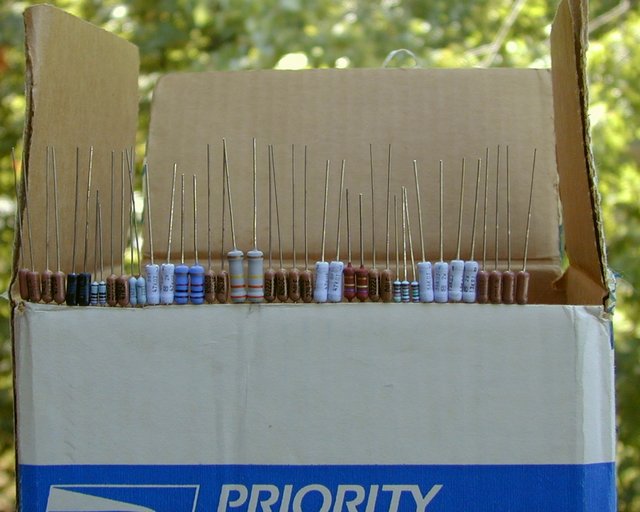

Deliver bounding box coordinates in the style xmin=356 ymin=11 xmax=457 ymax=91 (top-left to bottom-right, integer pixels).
xmin=13 ymin=6 xmax=139 ymax=509
xmin=551 ymin=0 xmax=610 ymax=309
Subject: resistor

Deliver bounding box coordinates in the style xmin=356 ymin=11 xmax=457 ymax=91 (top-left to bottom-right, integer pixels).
xmin=215 ymin=146 xmax=229 ymax=304
xmin=489 ymin=145 xmax=503 ymax=304
xmin=41 ymin=147 xmax=53 ymax=304
xmin=448 ymin=158 xmax=466 ymax=303
xmin=223 ymin=138 xmax=246 ymax=304
xmin=126 ymin=150 xmax=139 ymax=307
xmin=96 ymin=191 xmax=106 ymax=306
xmin=127 ymin=150 xmax=146 ymax=306
xmin=343 ymin=189 xmax=356 ymax=302
xmin=23 ymin=151 xmax=41 ymax=303
xmin=462 ymin=159 xmax=481 ymax=303
xmin=144 ymin=160 xmax=160 ymax=305
xmin=400 ymin=189 xmax=410 ymax=303
xmin=12 ymin=149 xmax=29 ymax=301
xmin=204 ymin=144 xmax=216 ymax=304
xmin=313 ymin=160 xmax=331 ymax=303
xmin=367 ymin=145 xmax=380 ymax=302
xmin=476 ymin=148 xmax=491 ymax=304
xmin=300 ymin=146 xmax=314 ymax=303
xmin=65 ymin=148 xmax=81 ymax=306
xmin=189 ymin=174 xmax=205 ymax=304
xmin=174 ymin=174 xmax=189 ymax=305
xmin=381 ymin=145 xmax=394 ymax=302
xmin=90 ymin=191 xmax=100 ymax=306
xmin=356 ymin=193 xmax=369 ymax=302
xmin=433 ymin=160 xmax=449 ymax=303
xmin=247 ymin=138 xmax=265 ymax=303
xmin=327 ymin=160 xmax=346 ymax=303
xmin=160 ymin=164 xmax=177 ymax=305
xmin=413 ymin=160 xmax=433 ymax=303
xmin=116 ymin=152 xmax=130 ymax=307
xmin=502 ymin=146 xmax=515 ymax=304
xmin=516 ymin=148 xmax=537 ymax=305
xmin=392 ymin=194 xmax=402 ymax=303
xmin=287 ymin=144 xmax=301 ymax=303
xmin=264 ymin=144 xmax=276 ymax=303
xmin=270 ymin=145 xmax=288 ymax=302
xmin=106 ymin=152 xmax=118 ymax=306
xmin=77 ymin=146 xmax=94 ymax=307
xmin=50 ymin=147 xmax=66 ymax=304
xmin=403 ymin=187 xmax=419 ymax=303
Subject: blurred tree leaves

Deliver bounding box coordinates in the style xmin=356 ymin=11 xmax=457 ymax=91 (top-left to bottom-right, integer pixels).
xmin=0 ymin=0 xmax=639 ymax=510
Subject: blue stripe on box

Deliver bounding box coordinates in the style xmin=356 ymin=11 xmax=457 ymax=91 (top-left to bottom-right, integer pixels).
xmin=19 ymin=463 xmax=615 ymax=511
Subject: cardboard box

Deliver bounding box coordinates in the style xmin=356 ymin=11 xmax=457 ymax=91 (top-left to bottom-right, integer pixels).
xmin=12 ymin=0 xmax=614 ymax=510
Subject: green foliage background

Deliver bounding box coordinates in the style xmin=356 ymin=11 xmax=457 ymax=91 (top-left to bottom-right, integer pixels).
xmin=0 ymin=0 xmax=638 ymax=509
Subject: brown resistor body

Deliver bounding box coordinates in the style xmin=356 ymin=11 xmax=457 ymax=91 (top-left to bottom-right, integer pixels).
xmin=343 ymin=263 xmax=356 ymax=302
xmin=275 ymin=269 xmax=288 ymax=302
xmin=204 ymin=269 xmax=216 ymax=304
xmin=41 ymin=270 xmax=53 ymax=303
xmin=368 ymin=268 xmax=380 ymax=302
xmin=116 ymin=275 xmax=130 ymax=306
xmin=476 ymin=270 xmax=489 ymax=304
xmin=356 ymin=266 xmax=368 ymax=302
xmin=488 ymin=270 xmax=502 ymax=304
xmin=106 ymin=274 xmax=117 ymax=306
xmin=27 ymin=270 xmax=41 ymax=303
xmin=52 ymin=271 xmax=66 ymax=304
xmin=300 ymin=269 xmax=313 ymax=303
xmin=502 ymin=270 xmax=515 ymax=304
xmin=18 ymin=268 xmax=29 ymax=300
xmin=516 ymin=270 xmax=530 ymax=305
xmin=288 ymin=268 xmax=301 ymax=303
xmin=264 ymin=269 xmax=276 ymax=303
xmin=215 ymin=270 xmax=229 ymax=304
xmin=380 ymin=268 xmax=394 ymax=302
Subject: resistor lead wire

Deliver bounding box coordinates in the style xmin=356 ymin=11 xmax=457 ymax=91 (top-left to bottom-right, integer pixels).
xmin=313 ymin=160 xmax=331 ymax=303
xmin=400 ymin=188 xmax=410 ymax=303
xmin=517 ymin=148 xmax=537 ymax=305
xmin=300 ymin=146 xmax=314 ymax=303
xmin=97 ymin=191 xmax=106 ymax=305
xmin=116 ymin=153 xmax=130 ymax=307
xmin=413 ymin=160 xmax=433 ymax=303
xmin=502 ymin=146 xmax=515 ymax=304
xmin=50 ymin=147 xmax=65 ymax=304
xmin=160 ymin=164 xmax=177 ymax=305
xmin=247 ymin=138 xmax=265 ymax=303
xmin=476 ymin=148 xmax=491 ymax=304
xmin=462 ymin=158 xmax=481 ymax=303
xmin=24 ymin=150 xmax=41 ymax=303
xmin=90 ymin=191 xmax=99 ymax=306
xmin=65 ymin=148 xmax=81 ymax=305
xmin=327 ymin=160 xmax=346 ymax=303
xmin=215 ymin=141 xmax=229 ymax=303
xmin=433 ymin=160 xmax=448 ymax=303
xmin=368 ymin=144 xmax=380 ymax=301
xmin=223 ymin=138 xmax=246 ymax=304
xmin=448 ymin=158 xmax=466 ymax=302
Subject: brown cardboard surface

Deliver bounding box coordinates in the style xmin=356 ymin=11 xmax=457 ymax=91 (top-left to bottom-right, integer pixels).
xmin=146 ymin=69 xmax=560 ymax=277
xmin=14 ymin=5 xmax=139 ymax=300
xmin=551 ymin=0 xmax=608 ymax=305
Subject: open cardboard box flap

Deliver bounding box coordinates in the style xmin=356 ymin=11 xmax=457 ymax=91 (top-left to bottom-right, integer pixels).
xmin=16 ymin=0 xmax=607 ymax=306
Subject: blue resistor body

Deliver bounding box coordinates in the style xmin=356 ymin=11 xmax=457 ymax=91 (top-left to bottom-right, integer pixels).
xmin=136 ymin=276 xmax=147 ymax=306
xmin=189 ymin=264 xmax=205 ymax=304
xmin=90 ymin=281 xmax=99 ymax=306
xmin=128 ymin=275 xmax=137 ymax=306
xmin=393 ymin=279 xmax=402 ymax=303
xmin=175 ymin=263 xmax=189 ymax=304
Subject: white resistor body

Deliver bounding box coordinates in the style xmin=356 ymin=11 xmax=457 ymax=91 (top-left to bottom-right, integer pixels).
xmin=145 ymin=263 xmax=160 ymax=305
xmin=327 ymin=260 xmax=344 ymax=303
xmin=128 ymin=276 xmax=138 ymax=306
xmin=401 ymin=280 xmax=410 ymax=303
xmin=98 ymin=280 xmax=107 ymax=306
xmin=160 ymin=263 xmax=175 ymax=305
xmin=246 ymin=249 xmax=265 ymax=303
xmin=433 ymin=261 xmax=449 ymax=303
xmin=136 ymin=276 xmax=147 ymax=306
xmin=313 ymin=261 xmax=329 ymax=303
xmin=227 ymin=249 xmax=246 ymax=303
xmin=448 ymin=259 xmax=464 ymax=302
xmin=417 ymin=261 xmax=434 ymax=303
xmin=90 ymin=281 xmax=99 ymax=306
xmin=462 ymin=260 xmax=479 ymax=303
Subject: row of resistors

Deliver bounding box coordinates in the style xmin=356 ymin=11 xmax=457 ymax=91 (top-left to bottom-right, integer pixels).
xmin=12 ymin=140 xmax=537 ymax=306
